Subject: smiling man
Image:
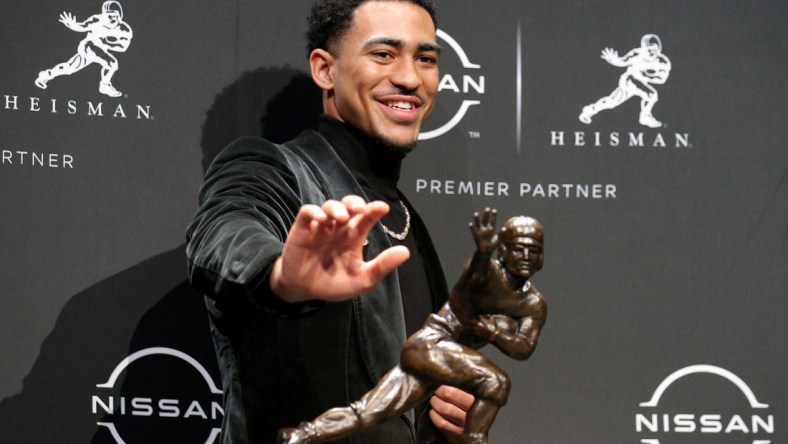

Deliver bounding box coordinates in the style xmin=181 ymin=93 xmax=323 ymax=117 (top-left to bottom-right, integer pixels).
xmin=310 ymin=1 xmax=440 ymax=151
xmin=186 ymin=1 xmax=473 ymax=443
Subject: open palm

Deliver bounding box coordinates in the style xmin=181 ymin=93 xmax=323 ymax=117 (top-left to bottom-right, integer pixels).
xmin=270 ymin=196 xmax=410 ymax=303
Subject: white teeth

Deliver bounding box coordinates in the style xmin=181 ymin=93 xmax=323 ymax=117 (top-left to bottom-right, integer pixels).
xmin=387 ymin=101 xmax=413 ymax=110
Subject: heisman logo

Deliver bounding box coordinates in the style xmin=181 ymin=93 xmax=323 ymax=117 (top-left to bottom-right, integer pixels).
xmin=579 ymin=34 xmax=671 ymax=128
xmin=93 ymin=347 xmax=223 ymax=444
xmin=34 ymin=1 xmax=133 ymax=97
xmin=636 ymin=364 xmax=774 ymax=444
xmin=418 ymin=29 xmax=484 ymax=140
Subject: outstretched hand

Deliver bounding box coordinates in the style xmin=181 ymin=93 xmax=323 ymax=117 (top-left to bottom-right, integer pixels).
xmin=601 ymin=47 xmax=619 ymax=64
xmin=59 ymin=12 xmax=79 ymax=30
xmin=469 ymin=208 xmax=498 ymax=254
xmin=269 ymin=196 xmax=410 ymax=303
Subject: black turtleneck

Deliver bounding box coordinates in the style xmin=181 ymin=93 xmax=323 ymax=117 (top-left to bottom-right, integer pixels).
xmin=318 ymin=115 xmax=434 ymax=336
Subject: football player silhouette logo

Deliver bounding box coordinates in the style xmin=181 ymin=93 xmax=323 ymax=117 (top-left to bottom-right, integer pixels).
xmin=35 ymin=1 xmax=133 ymax=97
xmin=579 ymin=34 xmax=671 ymax=128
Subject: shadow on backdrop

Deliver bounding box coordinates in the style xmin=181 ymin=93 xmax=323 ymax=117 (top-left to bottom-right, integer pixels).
xmin=0 ymin=66 xmax=322 ymax=443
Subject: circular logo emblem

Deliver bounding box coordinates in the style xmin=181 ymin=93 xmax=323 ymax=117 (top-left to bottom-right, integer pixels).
xmin=93 ymin=347 xmax=223 ymax=443
xmin=637 ymin=365 xmax=773 ymax=444
xmin=418 ymin=29 xmax=484 ymax=140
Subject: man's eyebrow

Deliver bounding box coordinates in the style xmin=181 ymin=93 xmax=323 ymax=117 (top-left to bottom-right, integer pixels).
xmin=363 ymin=37 xmax=404 ymax=49
xmin=363 ymin=37 xmax=442 ymax=54
xmin=419 ymin=42 xmax=442 ymax=54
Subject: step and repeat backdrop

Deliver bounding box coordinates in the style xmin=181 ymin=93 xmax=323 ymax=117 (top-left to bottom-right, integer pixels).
xmin=1 ymin=1 xmax=785 ymax=443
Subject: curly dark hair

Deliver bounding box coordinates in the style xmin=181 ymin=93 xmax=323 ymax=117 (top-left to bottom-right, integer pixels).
xmin=306 ymin=0 xmax=438 ymax=58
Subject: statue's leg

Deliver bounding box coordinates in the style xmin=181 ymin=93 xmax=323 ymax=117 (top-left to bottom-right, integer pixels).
xmin=402 ymin=339 xmax=511 ymax=443
xmin=278 ymin=406 xmax=356 ymax=444
xmin=457 ymin=362 xmax=510 ymax=444
xmin=461 ymin=398 xmax=502 ymax=444
xmin=279 ymin=366 xmax=429 ymax=444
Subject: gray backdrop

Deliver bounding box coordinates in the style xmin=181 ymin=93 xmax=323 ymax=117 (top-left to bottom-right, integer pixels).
xmin=1 ymin=1 xmax=785 ymax=443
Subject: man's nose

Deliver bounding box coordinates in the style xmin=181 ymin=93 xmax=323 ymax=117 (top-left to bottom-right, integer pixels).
xmin=390 ymin=58 xmax=421 ymax=90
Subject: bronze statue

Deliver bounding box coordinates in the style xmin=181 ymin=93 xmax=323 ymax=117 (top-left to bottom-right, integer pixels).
xmin=279 ymin=209 xmax=547 ymax=444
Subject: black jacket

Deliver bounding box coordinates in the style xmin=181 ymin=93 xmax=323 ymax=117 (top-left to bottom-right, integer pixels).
xmin=186 ymin=129 xmax=449 ymax=443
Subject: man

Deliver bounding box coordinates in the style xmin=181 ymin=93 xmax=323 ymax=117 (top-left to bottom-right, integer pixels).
xmin=35 ymin=1 xmax=132 ymax=97
xmin=279 ymin=209 xmax=547 ymax=444
xmin=579 ymin=34 xmax=671 ymax=128
xmin=186 ymin=1 xmax=472 ymax=443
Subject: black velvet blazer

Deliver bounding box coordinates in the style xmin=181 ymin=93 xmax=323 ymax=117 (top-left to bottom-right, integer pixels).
xmin=186 ymin=130 xmax=449 ymax=444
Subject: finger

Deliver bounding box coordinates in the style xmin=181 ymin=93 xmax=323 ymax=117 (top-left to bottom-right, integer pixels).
xmin=470 ymin=323 xmax=486 ymax=336
xmin=489 ymin=209 xmax=497 ymax=228
xmin=340 ymin=195 xmax=367 ymax=216
xmin=321 ymin=199 xmax=350 ymax=224
xmin=429 ymin=408 xmax=464 ymax=436
xmin=293 ymin=204 xmax=326 ymax=232
xmin=430 ymin=387 xmax=475 ymax=433
xmin=473 ymin=211 xmax=480 ymax=228
xmin=430 ymin=395 xmax=465 ymax=426
xmin=359 ymin=245 xmax=409 ymax=289
xmin=434 ymin=385 xmax=475 ymax=411
xmin=482 ymin=208 xmax=491 ymax=226
xmin=349 ymin=200 xmax=390 ymax=235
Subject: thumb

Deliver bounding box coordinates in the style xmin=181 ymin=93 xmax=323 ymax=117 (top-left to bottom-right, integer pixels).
xmin=359 ymin=246 xmax=410 ymax=290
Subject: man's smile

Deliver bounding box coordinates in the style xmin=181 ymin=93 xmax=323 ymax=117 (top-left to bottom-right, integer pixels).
xmin=385 ymin=100 xmax=414 ymax=110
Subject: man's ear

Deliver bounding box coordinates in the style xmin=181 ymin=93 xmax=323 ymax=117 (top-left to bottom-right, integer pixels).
xmin=309 ymin=49 xmax=335 ymax=91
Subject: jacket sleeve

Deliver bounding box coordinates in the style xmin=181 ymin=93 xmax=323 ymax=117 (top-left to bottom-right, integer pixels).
xmin=185 ymin=136 xmax=317 ymax=313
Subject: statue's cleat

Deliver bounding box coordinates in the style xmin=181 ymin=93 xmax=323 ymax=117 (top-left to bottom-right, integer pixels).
xmin=278 ymin=427 xmax=310 ymax=444
xmin=578 ymin=106 xmax=593 ymax=124
xmin=461 ymin=432 xmax=489 ymax=444
xmin=639 ymin=114 xmax=662 ymax=128
xmin=99 ymin=82 xmax=123 ymax=98
xmin=35 ymin=71 xmax=51 ymax=89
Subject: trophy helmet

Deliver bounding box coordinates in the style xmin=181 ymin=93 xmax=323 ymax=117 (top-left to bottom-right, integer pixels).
xmin=499 ymin=216 xmax=544 ymax=247
xmin=641 ymin=34 xmax=662 ymax=52
xmin=102 ymin=1 xmax=123 ymax=19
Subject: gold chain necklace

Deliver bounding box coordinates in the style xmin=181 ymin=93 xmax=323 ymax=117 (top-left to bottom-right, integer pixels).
xmin=380 ymin=200 xmax=410 ymax=241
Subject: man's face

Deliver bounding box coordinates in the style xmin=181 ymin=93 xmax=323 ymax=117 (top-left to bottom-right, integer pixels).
xmin=501 ymin=237 xmax=543 ymax=279
xmin=644 ymin=43 xmax=660 ymax=60
xmin=103 ymin=11 xmax=120 ymax=28
xmin=322 ymin=1 xmax=440 ymax=150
